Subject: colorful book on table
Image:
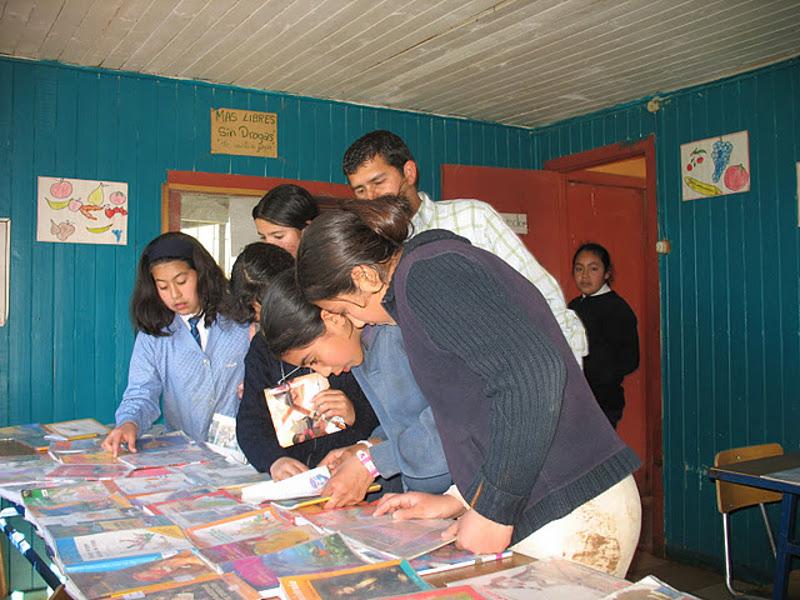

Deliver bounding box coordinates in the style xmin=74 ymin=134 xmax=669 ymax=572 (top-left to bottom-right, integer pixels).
xmin=42 ymin=418 xmax=110 ymax=440
xmin=145 ymin=489 xmax=253 ymax=529
xmin=22 ymin=480 xmax=131 ymax=510
xmin=46 ymin=463 xmax=132 ymax=480
xmin=199 ymin=525 xmax=321 ymax=565
xmin=185 ymin=506 xmax=293 ymax=549
xmin=99 ymin=572 xmax=262 ymax=599
xmin=281 ymin=559 xmax=431 ymax=600
xmin=391 ymin=587 xmax=488 ymax=600
xmin=220 ymin=533 xmax=368 ymax=597
xmin=118 ymin=443 xmax=216 ymax=469
xmin=409 ymin=546 xmax=513 ymax=576
xmin=54 ymin=525 xmax=194 ymax=573
xmin=65 ymin=550 xmax=219 ymax=599
xmin=265 ymin=373 xmax=347 ymax=448
xmin=0 ymin=423 xmax=52 ymax=451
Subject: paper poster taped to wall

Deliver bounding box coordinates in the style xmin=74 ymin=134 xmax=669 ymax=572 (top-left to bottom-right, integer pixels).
xmin=37 ymin=177 xmax=128 ymax=245
xmin=680 ymin=131 xmax=750 ymax=201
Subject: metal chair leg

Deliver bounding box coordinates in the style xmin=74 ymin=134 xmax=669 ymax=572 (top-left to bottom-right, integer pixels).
xmin=759 ymin=503 xmax=777 ymax=558
xmin=722 ymin=512 xmax=745 ymax=597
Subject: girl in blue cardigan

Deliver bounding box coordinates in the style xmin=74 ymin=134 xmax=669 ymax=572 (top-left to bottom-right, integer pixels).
xmin=102 ymin=232 xmax=249 ymax=455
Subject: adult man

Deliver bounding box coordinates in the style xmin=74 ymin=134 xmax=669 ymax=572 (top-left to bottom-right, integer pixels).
xmin=342 ymin=130 xmax=587 ymax=363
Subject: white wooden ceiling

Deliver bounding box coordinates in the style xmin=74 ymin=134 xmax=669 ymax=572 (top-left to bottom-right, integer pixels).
xmin=2 ymin=0 xmax=799 ymax=128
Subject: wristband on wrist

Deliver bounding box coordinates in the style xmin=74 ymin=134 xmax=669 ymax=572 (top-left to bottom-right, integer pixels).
xmin=357 ymin=439 xmax=373 ymax=449
xmin=355 ymin=449 xmax=379 ymax=479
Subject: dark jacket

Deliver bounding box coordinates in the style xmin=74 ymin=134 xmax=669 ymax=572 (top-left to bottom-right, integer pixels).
xmin=385 ymin=230 xmax=639 ymax=542
xmin=236 ymin=333 xmax=379 ymax=473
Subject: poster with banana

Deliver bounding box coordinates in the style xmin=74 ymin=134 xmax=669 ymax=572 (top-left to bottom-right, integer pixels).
xmin=37 ymin=177 xmax=128 ymax=245
xmin=680 ymin=131 xmax=750 ymax=201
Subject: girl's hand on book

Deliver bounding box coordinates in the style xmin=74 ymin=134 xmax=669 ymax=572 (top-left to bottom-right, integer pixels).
xmin=321 ymin=455 xmax=373 ymax=508
xmin=450 ymin=509 xmax=513 ymax=554
xmin=101 ymin=422 xmax=138 ymax=457
xmin=319 ymin=445 xmax=354 ymax=471
xmin=374 ymin=492 xmax=464 ymax=520
xmin=312 ymin=390 xmax=356 ymax=426
xmin=270 ymin=457 xmax=309 ymax=481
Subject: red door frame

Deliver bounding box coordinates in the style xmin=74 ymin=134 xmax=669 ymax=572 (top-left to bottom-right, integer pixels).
xmin=545 ymin=136 xmax=664 ymax=554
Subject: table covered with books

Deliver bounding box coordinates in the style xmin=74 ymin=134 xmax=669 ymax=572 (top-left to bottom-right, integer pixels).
xmin=1 ymin=419 xmax=696 ymax=599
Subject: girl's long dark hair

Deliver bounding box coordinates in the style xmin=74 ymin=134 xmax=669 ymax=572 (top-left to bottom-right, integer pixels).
xmin=252 ymin=184 xmax=319 ymax=229
xmin=295 ymin=195 xmax=412 ymax=303
xmin=260 ymin=269 xmax=326 ymax=358
xmin=226 ymin=243 xmax=295 ymax=324
xmin=131 ymin=232 xmax=229 ymax=335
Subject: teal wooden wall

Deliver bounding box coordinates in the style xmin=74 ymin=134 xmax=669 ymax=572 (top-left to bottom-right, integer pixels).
xmin=531 ymin=58 xmax=800 ymax=577
xmin=0 ymin=57 xmax=534 ymax=592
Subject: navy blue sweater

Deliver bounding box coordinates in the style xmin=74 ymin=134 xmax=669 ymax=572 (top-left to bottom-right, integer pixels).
xmin=385 ymin=230 xmax=639 ymax=542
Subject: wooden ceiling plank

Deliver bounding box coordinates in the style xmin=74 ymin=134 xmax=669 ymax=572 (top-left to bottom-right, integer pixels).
xmin=79 ymin=0 xmax=152 ymax=66
xmin=59 ymin=0 xmax=126 ymax=65
xmin=34 ymin=0 xmax=93 ymax=59
xmin=100 ymin=0 xmax=176 ymax=70
xmin=13 ymin=0 xmax=63 ymax=57
xmin=122 ymin=0 xmax=211 ymax=71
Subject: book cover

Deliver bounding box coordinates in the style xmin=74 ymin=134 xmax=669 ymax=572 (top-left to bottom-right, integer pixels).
xmin=118 ymin=572 xmax=261 ymax=599
xmin=146 ymin=490 xmax=253 ymax=529
xmin=199 ymin=525 xmax=320 ymax=564
xmin=265 ymin=373 xmax=346 ymax=448
xmin=446 ymin=558 xmax=631 ymax=600
xmin=280 ymin=559 xmax=431 ymax=600
xmin=112 ymin=471 xmax=196 ymax=497
xmin=0 ymin=438 xmax=39 ymax=456
xmin=186 ymin=507 xmax=288 ymax=548
xmin=338 ymin=518 xmax=455 ymax=560
xmin=46 ymin=463 xmax=132 ymax=480
xmin=206 ymin=413 xmax=248 ymax=463
xmin=180 ymin=461 xmax=266 ymax=489
xmin=42 ymin=418 xmax=110 ymax=440
xmin=23 ymin=480 xmax=130 ymax=509
xmin=128 ymin=487 xmax=216 ymax=508
xmin=391 ymin=586 xmax=488 ymax=600
xmin=240 ymin=465 xmax=330 ymax=503
xmin=0 ymin=458 xmax=59 ymax=486
xmin=409 ymin=546 xmax=513 ymax=576
xmin=45 ymin=515 xmax=174 ymax=540
xmin=118 ymin=444 xmax=215 ymax=469
xmin=51 ymin=450 xmax=119 ymax=465
xmin=65 ymin=550 xmax=218 ymax=599
xmin=54 ymin=525 xmax=194 ymax=573
xmin=297 ymin=503 xmax=379 ymax=530
xmin=222 ymin=533 xmax=368 ymax=595
xmin=48 ymin=437 xmax=105 ymax=454
xmin=0 ymin=423 xmax=52 ymax=450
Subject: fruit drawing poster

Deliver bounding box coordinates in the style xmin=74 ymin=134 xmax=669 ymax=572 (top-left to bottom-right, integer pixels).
xmin=37 ymin=177 xmax=128 ymax=245
xmin=681 ymin=131 xmax=750 ymax=201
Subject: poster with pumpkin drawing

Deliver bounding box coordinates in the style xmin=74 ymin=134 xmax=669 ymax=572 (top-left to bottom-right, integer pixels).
xmin=680 ymin=131 xmax=750 ymax=201
xmin=37 ymin=177 xmax=128 ymax=245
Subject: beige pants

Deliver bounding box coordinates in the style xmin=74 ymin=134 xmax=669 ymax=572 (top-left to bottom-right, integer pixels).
xmin=511 ymin=474 xmax=641 ymax=578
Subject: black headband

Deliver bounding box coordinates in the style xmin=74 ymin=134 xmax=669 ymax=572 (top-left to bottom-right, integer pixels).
xmin=145 ymin=236 xmax=195 ymax=265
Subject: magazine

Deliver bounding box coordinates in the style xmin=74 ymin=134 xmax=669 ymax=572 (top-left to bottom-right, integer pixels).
xmin=446 ymin=558 xmax=631 ymax=600
xmin=280 ymin=559 xmax=431 ymax=600
xmin=265 ymin=373 xmax=346 ymax=448
xmin=222 ymin=533 xmax=369 ymax=596
xmin=42 ymin=418 xmax=110 ymax=440
xmin=65 ymin=550 xmax=218 ymax=599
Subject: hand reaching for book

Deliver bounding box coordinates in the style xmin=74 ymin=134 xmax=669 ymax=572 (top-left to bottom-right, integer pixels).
xmin=312 ymin=390 xmax=356 ymax=426
xmin=321 ymin=454 xmax=374 ymax=508
xmin=373 ymin=491 xmax=465 ymax=521
xmin=270 ymin=456 xmax=309 ymax=481
xmin=101 ymin=421 xmax=138 ymax=457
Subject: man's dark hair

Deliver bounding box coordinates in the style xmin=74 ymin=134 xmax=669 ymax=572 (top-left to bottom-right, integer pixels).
xmin=342 ymin=130 xmax=415 ymax=176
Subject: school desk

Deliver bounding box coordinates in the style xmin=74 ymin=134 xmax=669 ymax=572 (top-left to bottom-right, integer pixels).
xmin=708 ymin=451 xmax=800 ymax=600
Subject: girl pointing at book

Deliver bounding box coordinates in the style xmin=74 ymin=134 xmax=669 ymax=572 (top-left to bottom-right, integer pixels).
xmin=289 ymin=197 xmax=641 ymax=575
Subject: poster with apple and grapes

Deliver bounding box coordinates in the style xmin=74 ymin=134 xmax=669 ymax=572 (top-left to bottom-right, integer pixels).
xmin=37 ymin=177 xmax=128 ymax=244
xmin=680 ymin=131 xmax=750 ymax=201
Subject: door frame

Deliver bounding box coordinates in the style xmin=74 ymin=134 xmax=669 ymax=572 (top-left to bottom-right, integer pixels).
xmin=545 ymin=136 xmax=664 ymax=554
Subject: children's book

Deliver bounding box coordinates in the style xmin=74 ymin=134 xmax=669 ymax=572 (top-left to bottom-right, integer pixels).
xmin=111 ymin=572 xmax=262 ymax=599
xmin=51 ymin=450 xmax=120 ymax=465
xmin=265 ymin=373 xmax=346 ymax=448
xmin=44 ymin=515 xmax=174 ymax=543
xmin=145 ymin=490 xmax=251 ymax=529
xmin=390 ymin=586 xmax=488 ymax=600
xmin=111 ymin=471 xmax=196 ymax=498
xmin=118 ymin=444 xmax=215 ymax=469
xmin=65 ymin=550 xmax=219 ymax=599
xmin=598 ymin=575 xmax=699 ymax=599
xmin=409 ymin=546 xmax=514 ymax=576
xmin=296 ymin=502 xmax=379 ymax=530
xmin=0 ymin=438 xmax=39 ymax=456
xmin=221 ymin=533 xmax=368 ymax=596
xmin=180 ymin=460 xmax=266 ymax=489
xmin=0 ymin=423 xmax=53 ymax=450
xmin=42 ymin=418 xmax=110 ymax=440
xmin=54 ymin=525 xmax=194 ymax=573
xmin=240 ymin=465 xmax=331 ymax=503
xmin=46 ymin=463 xmax=132 ymax=480
xmin=199 ymin=525 xmax=321 ymax=565
xmin=0 ymin=458 xmax=59 ymax=487
xmin=206 ymin=413 xmax=248 ymax=463
xmin=338 ymin=517 xmax=455 ymax=560
xmin=48 ymin=437 xmax=105 ymax=454
xmin=135 ymin=431 xmax=194 ymax=452
xmin=280 ymin=559 xmax=431 ymax=600
xmin=446 ymin=558 xmax=631 ymax=600
xmin=185 ymin=507 xmax=288 ymax=548
xmin=22 ymin=480 xmax=130 ymax=510
xmin=128 ymin=487 xmax=216 ymax=508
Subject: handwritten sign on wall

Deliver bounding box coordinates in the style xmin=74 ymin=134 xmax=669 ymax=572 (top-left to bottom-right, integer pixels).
xmin=211 ymin=108 xmax=277 ymax=158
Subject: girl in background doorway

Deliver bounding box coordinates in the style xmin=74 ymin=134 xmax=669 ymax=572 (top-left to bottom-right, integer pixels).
xmin=103 ymin=232 xmax=249 ymax=455
xmin=252 ymin=184 xmax=319 ymax=257
xmin=569 ymin=243 xmax=639 ymax=429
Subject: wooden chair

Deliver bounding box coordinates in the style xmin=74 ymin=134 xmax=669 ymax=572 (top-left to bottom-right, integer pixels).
xmin=714 ymin=443 xmax=783 ymax=597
